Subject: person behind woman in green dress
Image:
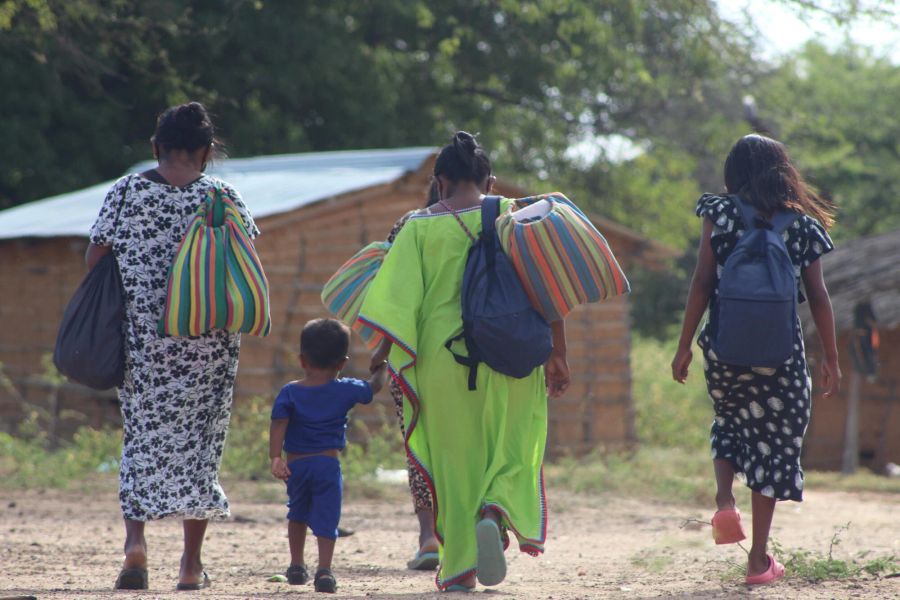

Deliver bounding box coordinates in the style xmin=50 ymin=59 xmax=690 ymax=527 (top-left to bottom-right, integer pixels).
xmin=360 ymin=132 xmax=570 ymax=592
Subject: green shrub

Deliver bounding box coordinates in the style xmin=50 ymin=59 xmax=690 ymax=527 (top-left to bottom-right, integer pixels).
xmin=631 ymin=335 xmax=711 ymax=450
xmin=545 ymin=445 xmax=713 ymax=505
xmin=220 ymin=396 xmax=271 ymax=479
xmin=0 ymin=411 xmax=121 ymax=488
xmin=770 ymin=526 xmax=898 ymax=583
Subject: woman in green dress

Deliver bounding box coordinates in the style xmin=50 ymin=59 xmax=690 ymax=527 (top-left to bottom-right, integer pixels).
xmin=360 ymin=132 xmax=570 ymax=592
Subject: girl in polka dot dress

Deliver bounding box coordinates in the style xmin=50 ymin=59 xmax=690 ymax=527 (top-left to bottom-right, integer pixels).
xmin=671 ymin=134 xmax=841 ymax=586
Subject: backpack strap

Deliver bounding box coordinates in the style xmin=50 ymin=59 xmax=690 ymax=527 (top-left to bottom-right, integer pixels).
xmin=734 ymin=195 xmax=759 ymax=230
xmin=735 ymin=194 xmax=799 ymax=233
xmin=481 ymin=195 xmax=503 ymax=237
xmin=445 ymin=333 xmax=479 ymax=391
xmin=480 ymin=195 xmax=503 ymax=266
xmin=770 ymin=210 xmax=800 ymax=234
xmin=441 ymin=197 xmax=504 ymax=392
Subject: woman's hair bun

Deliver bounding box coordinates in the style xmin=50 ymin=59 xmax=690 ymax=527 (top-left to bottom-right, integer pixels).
xmin=433 ymin=130 xmax=492 ymax=184
xmin=152 ymin=101 xmax=215 ymax=153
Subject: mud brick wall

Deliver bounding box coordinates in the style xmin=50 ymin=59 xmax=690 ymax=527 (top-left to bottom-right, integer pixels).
xmin=803 ymin=327 xmax=900 ymax=472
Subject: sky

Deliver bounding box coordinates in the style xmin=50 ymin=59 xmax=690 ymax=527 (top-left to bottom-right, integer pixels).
xmin=717 ymin=0 xmax=900 ymax=61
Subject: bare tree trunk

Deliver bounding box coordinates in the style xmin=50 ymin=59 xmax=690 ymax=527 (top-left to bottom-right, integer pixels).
xmin=841 ymin=370 xmax=861 ymax=474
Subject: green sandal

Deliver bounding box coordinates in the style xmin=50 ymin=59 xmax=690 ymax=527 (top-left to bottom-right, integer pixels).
xmin=475 ymin=518 xmax=506 ymax=586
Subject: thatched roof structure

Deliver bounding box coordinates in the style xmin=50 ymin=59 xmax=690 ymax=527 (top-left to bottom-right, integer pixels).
xmin=802 ymin=228 xmax=900 ymax=336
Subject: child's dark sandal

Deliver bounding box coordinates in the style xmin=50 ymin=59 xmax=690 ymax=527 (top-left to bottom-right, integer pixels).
xmin=286 ymin=564 xmax=309 ymax=585
xmin=314 ymin=568 xmax=337 ymax=593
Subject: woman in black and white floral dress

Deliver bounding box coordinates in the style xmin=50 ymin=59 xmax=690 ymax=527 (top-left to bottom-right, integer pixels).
xmin=87 ymin=103 xmax=257 ymax=591
xmin=672 ymin=134 xmax=840 ymax=585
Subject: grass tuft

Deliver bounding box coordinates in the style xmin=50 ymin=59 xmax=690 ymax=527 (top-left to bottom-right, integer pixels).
xmin=720 ymin=524 xmax=899 ymax=583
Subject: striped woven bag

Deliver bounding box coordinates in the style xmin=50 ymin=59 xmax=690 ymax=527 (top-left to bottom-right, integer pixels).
xmin=320 ymin=241 xmax=390 ymax=348
xmin=158 ymin=185 xmax=271 ymax=337
xmin=496 ymin=193 xmax=630 ymax=322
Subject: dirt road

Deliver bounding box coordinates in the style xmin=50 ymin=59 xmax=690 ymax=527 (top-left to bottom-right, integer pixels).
xmin=0 ymin=479 xmax=896 ymax=599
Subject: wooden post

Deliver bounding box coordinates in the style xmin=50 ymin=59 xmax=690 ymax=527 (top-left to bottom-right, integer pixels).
xmin=841 ymin=370 xmax=861 ymax=474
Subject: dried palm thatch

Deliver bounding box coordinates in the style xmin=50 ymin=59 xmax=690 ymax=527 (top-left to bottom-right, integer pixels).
xmin=801 ymin=228 xmax=900 ymax=336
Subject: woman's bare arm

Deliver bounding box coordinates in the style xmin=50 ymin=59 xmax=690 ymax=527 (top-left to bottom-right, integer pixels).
xmin=85 ymin=242 xmax=111 ymax=271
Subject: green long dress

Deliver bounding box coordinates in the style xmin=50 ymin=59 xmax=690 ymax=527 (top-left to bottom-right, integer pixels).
xmin=359 ymin=202 xmax=548 ymax=590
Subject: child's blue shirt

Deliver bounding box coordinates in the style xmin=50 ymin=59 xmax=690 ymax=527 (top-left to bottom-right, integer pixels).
xmin=271 ymin=378 xmax=374 ymax=453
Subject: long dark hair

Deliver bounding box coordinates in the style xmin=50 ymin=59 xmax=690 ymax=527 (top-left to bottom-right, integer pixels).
xmin=724 ymin=134 xmax=835 ymax=228
xmin=433 ymin=131 xmax=492 ymax=184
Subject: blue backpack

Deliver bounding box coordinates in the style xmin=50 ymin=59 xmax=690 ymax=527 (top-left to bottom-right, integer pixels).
xmin=711 ymin=196 xmax=800 ymax=367
xmin=446 ymin=196 xmax=553 ymax=390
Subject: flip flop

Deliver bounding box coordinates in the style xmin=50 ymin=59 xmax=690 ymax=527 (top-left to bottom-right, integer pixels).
xmin=176 ymin=570 xmax=210 ymax=591
xmin=114 ymin=567 xmax=148 ymax=590
xmin=475 ymin=518 xmax=506 ymax=586
xmin=407 ymin=550 xmax=440 ymax=571
xmin=711 ymin=507 xmax=747 ymax=545
xmin=443 ymin=583 xmax=475 ymax=592
xmin=745 ymin=554 xmax=785 ymax=586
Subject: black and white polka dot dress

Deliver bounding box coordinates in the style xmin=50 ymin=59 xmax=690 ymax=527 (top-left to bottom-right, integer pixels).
xmin=695 ymin=194 xmax=833 ymax=502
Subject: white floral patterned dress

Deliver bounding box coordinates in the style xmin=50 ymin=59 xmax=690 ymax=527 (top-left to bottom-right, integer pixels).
xmin=696 ymin=194 xmax=833 ymax=502
xmin=90 ymin=173 xmax=259 ymax=521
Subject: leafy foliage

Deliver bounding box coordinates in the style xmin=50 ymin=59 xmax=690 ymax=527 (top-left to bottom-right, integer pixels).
xmin=0 ymin=0 xmax=757 ymax=214
xmin=1 ymin=1 xmax=896 ymax=279
xmin=758 ymin=42 xmax=900 ymax=240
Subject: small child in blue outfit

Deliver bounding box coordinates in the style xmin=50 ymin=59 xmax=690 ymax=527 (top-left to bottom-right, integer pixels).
xmin=270 ymin=318 xmax=388 ymax=593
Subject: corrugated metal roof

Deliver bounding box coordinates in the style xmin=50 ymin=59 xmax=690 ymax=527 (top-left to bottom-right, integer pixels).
xmin=0 ymin=147 xmax=434 ymax=240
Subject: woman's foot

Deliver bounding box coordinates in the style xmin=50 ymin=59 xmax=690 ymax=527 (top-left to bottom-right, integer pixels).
xmin=419 ymin=536 xmax=439 ymax=554
xmin=443 ymin=574 xmax=476 ymax=592
xmin=114 ymin=567 xmax=148 ymax=590
xmin=475 ymin=510 xmax=507 ymax=586
xmin=178 ymin=554 xmax=206 ymax=589
xmin=123 ymin=536 xmax=147 ymax=569
xmin=407 ymin=542 xmax=440 ymax=571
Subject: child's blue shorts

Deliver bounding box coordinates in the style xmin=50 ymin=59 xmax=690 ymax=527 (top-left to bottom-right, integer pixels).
xmin=285 ymin=455 xmax=342 ymax=540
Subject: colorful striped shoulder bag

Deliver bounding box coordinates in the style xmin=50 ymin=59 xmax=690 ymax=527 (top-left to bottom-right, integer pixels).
xmin=320 ymin=241 xmax=390 ymax=348
xmin=158 ymin=185 xmax=271 ymax=337
xmin=496 ymin=192 xmax=630 ymax=322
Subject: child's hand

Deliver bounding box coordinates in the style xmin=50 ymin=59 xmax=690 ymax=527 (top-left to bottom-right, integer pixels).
xmin=671 ymin=345 xmax=693 ymax=383
xmin=370 ymin=339 xmax=392 ymax=373
xmin=271 ymin=456 xmax=291 ymax=481
xmin=822 ymin=357 xmax=841 ymax=398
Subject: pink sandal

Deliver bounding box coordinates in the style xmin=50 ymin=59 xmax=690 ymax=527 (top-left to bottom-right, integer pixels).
xmin=745 ymin=553 xmax=785 ymax=586
xmin=711 ymin=508 xmax=747 ymax=544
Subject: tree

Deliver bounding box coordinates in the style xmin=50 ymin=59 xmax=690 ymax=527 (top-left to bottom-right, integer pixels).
xmin=0 ymin=0 xmax=759 ymax=209
xmin=757 ymin=42 xmax=900 ymax=240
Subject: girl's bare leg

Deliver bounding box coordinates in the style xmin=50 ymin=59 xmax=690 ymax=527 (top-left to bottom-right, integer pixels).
xmin=748 ymin=492 xmax=776 ymax=576
xmin=713 ymin=458 xmax=737 ymax=511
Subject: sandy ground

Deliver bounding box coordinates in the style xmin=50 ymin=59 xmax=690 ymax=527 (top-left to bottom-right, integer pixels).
xmin=0 ymin=479 xmax=897 ymax=600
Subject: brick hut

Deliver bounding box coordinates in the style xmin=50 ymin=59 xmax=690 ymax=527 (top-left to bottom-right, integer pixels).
xmin=801 ymin=228 xmax=900 ymax=472
xmin=0 ymin=148 xmax=675 ymax=455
